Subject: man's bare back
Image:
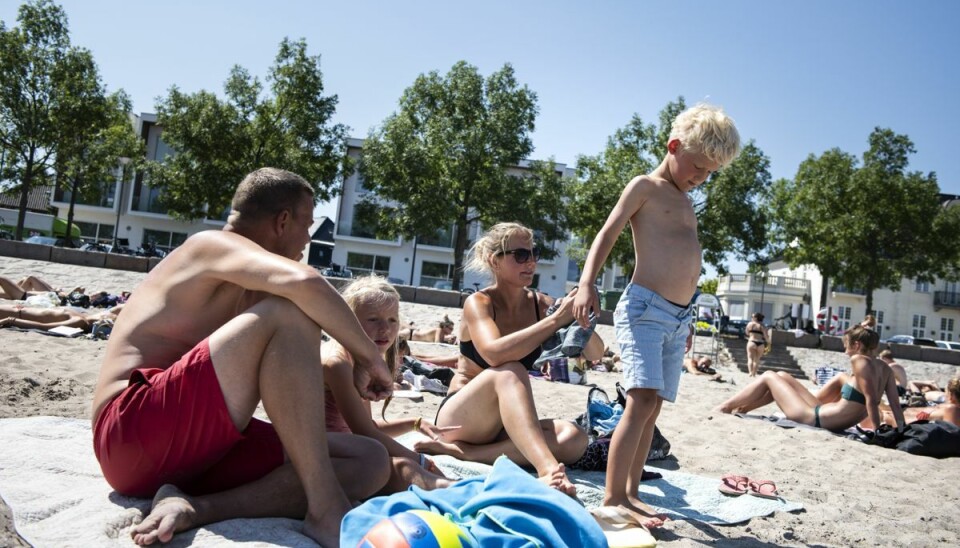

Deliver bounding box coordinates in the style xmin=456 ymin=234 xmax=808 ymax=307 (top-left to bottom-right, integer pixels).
xmin=93 ymin=231 xmax=273 ymax=424
xmin=626 ymin=175 xmax=701 ymax=305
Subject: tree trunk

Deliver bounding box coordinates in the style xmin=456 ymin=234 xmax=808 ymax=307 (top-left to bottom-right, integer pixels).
xmin=452 ymin=214 xmax=469 ymax=292
xmin=819 ymin=275 xmax=829 ymax=309
xmin=14 ymin=149 xmax=37 ymax=240
xmin=66 ymin=175 xmax=81 ymax=248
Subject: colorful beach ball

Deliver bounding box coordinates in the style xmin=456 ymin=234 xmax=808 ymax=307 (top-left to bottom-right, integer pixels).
xmin=357 ymin=509 xmax=468 ymax=548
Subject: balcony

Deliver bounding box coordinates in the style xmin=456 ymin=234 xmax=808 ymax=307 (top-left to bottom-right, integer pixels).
xmin=718 ymin=274 xmax=810 ymax=299
xmin=832 ymin=285 xmax=867 ymax=296
xmin=935 ymin=291 xmax=960 ymax=309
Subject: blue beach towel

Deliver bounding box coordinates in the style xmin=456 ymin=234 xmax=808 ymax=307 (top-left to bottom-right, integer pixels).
xmin=341 ymin=457 xmax=606 ymax=548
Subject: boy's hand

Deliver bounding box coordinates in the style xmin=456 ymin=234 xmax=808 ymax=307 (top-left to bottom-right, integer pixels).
xmin=572 ymin=284 xmax=598 ymax=328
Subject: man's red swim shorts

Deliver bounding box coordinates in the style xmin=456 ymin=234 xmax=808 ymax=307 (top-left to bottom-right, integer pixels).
xmin=93 ymin=338 xmax=284 ymax=497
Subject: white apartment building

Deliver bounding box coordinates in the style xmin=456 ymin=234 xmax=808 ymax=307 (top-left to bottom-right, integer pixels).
xmin=50 ymin=113 xmax=221 ymax=252
xmin=332 ymin=139 xmax=575 ymax=297
xmin=716 ymin=259 xmax=960 ymax=341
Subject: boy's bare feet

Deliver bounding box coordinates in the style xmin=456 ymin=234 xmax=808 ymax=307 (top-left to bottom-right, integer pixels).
xmin=131 ymin=485 xmax=198 ymax=545
xmin=626 ymin=494 xmax=670 ymax=522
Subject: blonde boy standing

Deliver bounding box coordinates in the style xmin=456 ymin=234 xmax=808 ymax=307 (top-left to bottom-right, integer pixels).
xmin=573 ymin=104 xmax=740 ymax=529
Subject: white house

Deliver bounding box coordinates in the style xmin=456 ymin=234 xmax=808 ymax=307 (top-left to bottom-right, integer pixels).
xmin=331 ymin=139 xmax=575 ymax=297
xmin=716 ymin=259 xmax=960 ymax=341
xmin=50 ymin=113 xmax=220 ymax=252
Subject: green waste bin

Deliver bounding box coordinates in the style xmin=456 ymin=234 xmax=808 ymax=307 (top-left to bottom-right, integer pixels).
xmin=601 ymin=290 xmax=623 ymax=311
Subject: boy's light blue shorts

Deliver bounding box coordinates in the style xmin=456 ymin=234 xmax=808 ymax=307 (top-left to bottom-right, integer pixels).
xmin=614 ymin=283 xmax=693 ymax=403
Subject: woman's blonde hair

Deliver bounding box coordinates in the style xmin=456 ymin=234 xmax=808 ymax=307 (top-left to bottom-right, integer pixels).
xmin=339 ymin=275 xmax=402 ymax=418
xmin=464 ymin=222 xmax=534 ymax=275
xmin=439 ymin=314 xmax=454 ymax=329
xmin=948 ymin=376 xmax=960 ymax=403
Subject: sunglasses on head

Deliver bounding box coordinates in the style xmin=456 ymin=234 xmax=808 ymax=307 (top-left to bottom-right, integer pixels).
xmin=498 ymin=246 xmax=541 ymax=264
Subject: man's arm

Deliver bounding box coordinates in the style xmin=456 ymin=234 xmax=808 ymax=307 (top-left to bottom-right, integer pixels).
xmin=188 ymin=231 xmax=393 ymax=398
xmin=573 ymin=176 xmax=650 ymax=327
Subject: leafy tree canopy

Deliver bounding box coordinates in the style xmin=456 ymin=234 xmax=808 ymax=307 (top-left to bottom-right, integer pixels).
xmin=767 ymin=127 xmax=960 ymax=315
xmin=359 ymin=61 xmax=549 ymax=289
xmin=146 ymin=38 xmax=348 ymax=220
xmin=0 ymin=0 xmax=83 ymax=238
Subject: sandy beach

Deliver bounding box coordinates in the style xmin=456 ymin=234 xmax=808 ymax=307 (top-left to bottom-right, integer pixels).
xmin=1 ymin=257 xmax=958 ymax=547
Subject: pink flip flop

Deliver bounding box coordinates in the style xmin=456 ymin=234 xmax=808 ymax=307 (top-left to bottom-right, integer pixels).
xmin=748 ymin=479 xmax=780 ymax=499
xmin=718 ymin=474 xmax=749 ymax=496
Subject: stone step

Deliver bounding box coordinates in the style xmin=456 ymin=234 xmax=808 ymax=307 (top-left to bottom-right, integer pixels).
xmin=721 ymin=340 xmax=809 ymax=380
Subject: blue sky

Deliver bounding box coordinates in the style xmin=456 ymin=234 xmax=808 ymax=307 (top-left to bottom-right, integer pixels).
xmin=3 ymin=1 xmax=958 ymax=276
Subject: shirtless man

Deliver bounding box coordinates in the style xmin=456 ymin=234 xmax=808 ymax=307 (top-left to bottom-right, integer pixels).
xmin=91 ymin=168 xmax=394 ymax=547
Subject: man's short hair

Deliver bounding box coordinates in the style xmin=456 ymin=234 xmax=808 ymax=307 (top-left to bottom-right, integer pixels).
xmin=879 ymin=349 xmax=894 ymax=360
xmin=669 ymin=103 xmax=741 ymax=167
xmin=231 ymin=168 xmax=315 ymax=222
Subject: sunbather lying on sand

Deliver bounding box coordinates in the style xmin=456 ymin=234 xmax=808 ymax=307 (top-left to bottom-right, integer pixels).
xmin=881 ymin=376 xmax=959 ymax=427
xmin=0 ymin=303 xmax=122 ymax=332
xmin=683 ymin=356 xmax=723 ymax=382
xmin=718 ymin=325 xmax=905 ymax=431
xmin=322 ymin=275 xmax=458 ymax=494
xmin=0 ymin=275 xmax=82 ymax=302
xmin=402 ymin=315 xmax=457 ymax=344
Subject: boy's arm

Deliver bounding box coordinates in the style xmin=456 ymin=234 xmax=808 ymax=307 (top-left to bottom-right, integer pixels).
xmin=573 ymin=175 xmax=650 ymax=327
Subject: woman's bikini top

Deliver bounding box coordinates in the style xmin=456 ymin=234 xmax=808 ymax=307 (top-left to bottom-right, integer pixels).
xmin=459 ymin=290 xmax=542 ymax=370
xmin=841 ymin=382 xmax=867 ymax=405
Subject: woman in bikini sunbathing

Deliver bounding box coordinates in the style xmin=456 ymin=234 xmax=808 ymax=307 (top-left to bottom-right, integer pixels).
xmin=718 ymin=325 xmax=905 ymax=431
xmin=0 ymin=303 xmax=123 ymax=332
xmin=402 ymin=315 xmax=457 ymax=344
xmin=414 ymin=222 xmax=604 ymax=497
xmin=880 ymin=375 xmax=959 ymax=427
xmin=745 ymin=312 xmax=768 ymax=377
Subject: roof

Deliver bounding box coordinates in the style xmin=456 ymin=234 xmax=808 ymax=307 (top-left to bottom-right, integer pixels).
xmin=0 ymin=185 xmax=53 ymax=213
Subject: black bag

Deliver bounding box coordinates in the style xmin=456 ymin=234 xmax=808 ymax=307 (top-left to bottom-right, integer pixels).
xmin=897 ymin=421 xmax=960 ymax=458
xmin=67 ymin=291 xmax=90 ymax=308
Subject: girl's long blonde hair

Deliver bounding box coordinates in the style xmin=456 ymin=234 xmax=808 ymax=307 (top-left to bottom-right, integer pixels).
xmin=340 ymin=275 xmax=401 ymax=419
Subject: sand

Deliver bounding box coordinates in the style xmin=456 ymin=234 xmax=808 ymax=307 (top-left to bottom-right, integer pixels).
xmin=1 ymin=257 xmax=958 ymax=547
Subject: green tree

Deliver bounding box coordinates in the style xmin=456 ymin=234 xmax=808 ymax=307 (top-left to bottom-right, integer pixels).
xmin=0 ymin=0 xmax=83 ymax=239
xmin=52 ymin=45 xmax=142 ymax=246
xmin=568 ymin=98 xmax=770 ymax=275
xmin=768 ymin=128 xmax=960 ymax=316
xmin=359 ymin=61 xmax=545 ymax=290
xmin=145 ymin=37 xmax=348 ymax=220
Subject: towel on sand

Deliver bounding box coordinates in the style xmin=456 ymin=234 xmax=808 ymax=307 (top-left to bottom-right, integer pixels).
xmin=0 ymin=417 xmax=804 ymax=546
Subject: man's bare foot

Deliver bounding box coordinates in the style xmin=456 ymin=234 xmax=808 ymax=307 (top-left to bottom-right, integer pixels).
xmin=131 ymin=485 xmax=198 ymax=545
xmin=303 ymin=512 xmax=343 ymax=548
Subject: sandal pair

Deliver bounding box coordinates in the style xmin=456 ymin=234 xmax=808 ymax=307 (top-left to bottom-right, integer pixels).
xmin=718 ymin=474 xmax=780 ymax=499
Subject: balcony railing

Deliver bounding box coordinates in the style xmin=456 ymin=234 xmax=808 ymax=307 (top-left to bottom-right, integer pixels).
xmin=718 ymin=274 xmax=810 ymax=297
xmin=935 ymin=291 xmax=960 ymax=308
xmin=833 ymin=285 xmax=867 ymax=296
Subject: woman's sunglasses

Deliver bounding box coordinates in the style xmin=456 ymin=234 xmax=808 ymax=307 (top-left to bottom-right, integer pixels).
xmin=498 ymin=246 xmax=541 ymax=264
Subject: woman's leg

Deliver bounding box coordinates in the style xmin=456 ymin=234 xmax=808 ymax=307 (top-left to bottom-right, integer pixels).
xmin=416 ymin=418 xmax=586 ymax=465
xmin=431 ymin=362 xmax=580 ymax=495
xmin=0 ymin=276 xmax=27 ymax=300
xmin=18 ymin=275 xmax=55 ymax=292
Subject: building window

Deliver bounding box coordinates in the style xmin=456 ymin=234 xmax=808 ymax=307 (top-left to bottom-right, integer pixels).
xmin=420 ymin=225 xmax=455 ymax=248
xmin=912 ymin=314 xmax=926 ymax=338
xmin=836 ymin=306 xmax=853 ymax=332
xmin=143 ymin=228 xmax=188 ymax=253
xmin=346 ymin=252 xmax=390 ymax=277
xmin=915 ymin=280 xmax=930 ymax=293
xmin=876 ymin=310 xmax=885 ymax=333
xmin=728 ymin=301 xmax=745 ymax=319
xmin=940 ymin=318 xmax=955 ymax=341
xmin=75 ymin=221 xmax=114 ymax=244
xmin=421 ymin=261 xmax=454 ymax=289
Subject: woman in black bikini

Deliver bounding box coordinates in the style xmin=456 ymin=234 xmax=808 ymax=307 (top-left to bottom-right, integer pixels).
xmin=745 ymin=312 xmax=768 ymax=377
xmin=414 ymin=222 xmax=603 ymax=497
xmin=718 ymin=325 xmax=905 ymax=431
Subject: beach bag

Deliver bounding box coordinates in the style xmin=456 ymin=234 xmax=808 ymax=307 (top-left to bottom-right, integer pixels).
xmin=897 ymin=421 xmax=960 ymax=458
xmin=67 ymin=291 xmax=90 ymax=308
xmin=814 ymin=366 xmax=846 ymax=386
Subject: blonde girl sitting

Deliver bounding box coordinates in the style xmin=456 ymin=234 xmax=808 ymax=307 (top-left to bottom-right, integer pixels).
xmin=322 ymin=275 xmax=458 ymax=493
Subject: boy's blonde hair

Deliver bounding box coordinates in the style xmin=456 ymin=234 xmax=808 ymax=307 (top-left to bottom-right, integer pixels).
xmin=669 ymin=103 xmax=741 ymax=167
xmin=464 ymin=222 xmax=534 ymax=275
xmin=339 ymin=275 xmax=402 ymax=419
